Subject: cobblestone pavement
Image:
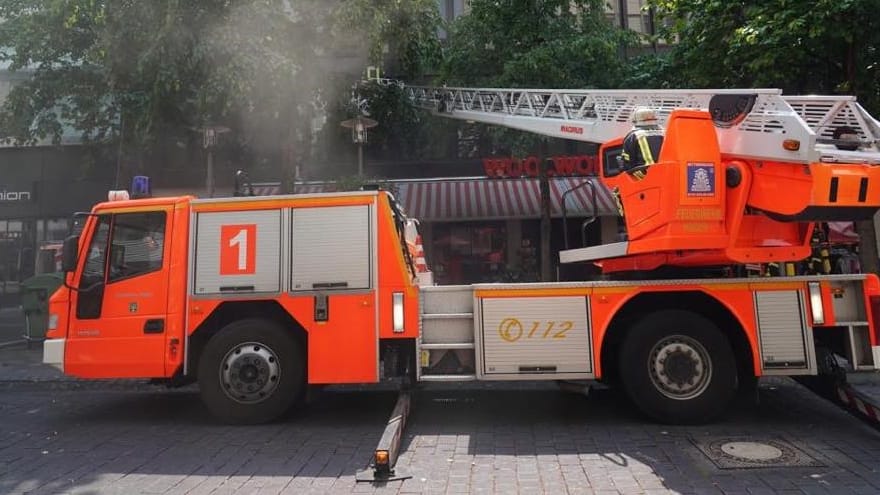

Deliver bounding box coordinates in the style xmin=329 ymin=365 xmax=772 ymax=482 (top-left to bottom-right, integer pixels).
xmin=2 ymin=344 xmax=880 ymax=494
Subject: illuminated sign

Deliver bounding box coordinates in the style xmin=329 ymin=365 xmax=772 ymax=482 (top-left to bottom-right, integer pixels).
xmin=0 ymin=188 xmax=31 ymax=202
xmin=483 ymin=155 xmax=599 ymax=178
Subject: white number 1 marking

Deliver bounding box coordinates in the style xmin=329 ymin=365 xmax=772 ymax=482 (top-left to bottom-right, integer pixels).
xmin=229 ymin=229 xmax=248 ymax=270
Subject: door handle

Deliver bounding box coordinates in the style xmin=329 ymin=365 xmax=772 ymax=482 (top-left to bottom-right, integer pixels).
xmin=144 ymin=319 xmax=165 ymax=334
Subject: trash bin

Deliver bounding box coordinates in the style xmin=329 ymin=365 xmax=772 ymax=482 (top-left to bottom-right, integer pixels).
xmin=20 ymin=273 xmax=64 ymax=344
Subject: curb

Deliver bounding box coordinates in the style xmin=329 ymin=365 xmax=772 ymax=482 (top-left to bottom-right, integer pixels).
xmin=0 ymin=339 xmax=26 ymax=349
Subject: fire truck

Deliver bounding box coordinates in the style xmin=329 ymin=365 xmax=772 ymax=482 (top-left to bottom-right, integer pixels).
xmin=42 ymin=86 xmax=880 ymax=478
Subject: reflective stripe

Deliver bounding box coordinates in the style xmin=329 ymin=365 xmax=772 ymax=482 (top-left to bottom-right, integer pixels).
xmin=636 ymin=133 xmax=655 ymax=164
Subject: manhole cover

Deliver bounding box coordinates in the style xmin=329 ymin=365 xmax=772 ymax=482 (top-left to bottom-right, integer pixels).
xmin=690 ymin=436 xmax=823 ymax=469
xmin=720 ymin=441 xmax=783 ymax=461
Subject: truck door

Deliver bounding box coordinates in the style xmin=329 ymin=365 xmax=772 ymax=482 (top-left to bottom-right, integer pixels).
xmin=66 ymin=209 xmax=172 ymax=378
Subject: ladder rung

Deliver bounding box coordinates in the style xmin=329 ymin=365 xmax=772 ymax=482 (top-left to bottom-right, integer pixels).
xmin=419 ymin=374 xmax=477 ymax=382
xmin=422 ymin=312 xmax=473 ymax=320
xmin=420 ymin=343 xmax=475 ymax=350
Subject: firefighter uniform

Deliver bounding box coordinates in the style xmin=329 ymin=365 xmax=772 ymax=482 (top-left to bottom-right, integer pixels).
xmin=621 ymin=107 xmax=664 ymax=180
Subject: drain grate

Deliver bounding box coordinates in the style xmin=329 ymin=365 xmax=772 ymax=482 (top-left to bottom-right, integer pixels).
xmin=690 ymin=436 xmax=824 ymax=469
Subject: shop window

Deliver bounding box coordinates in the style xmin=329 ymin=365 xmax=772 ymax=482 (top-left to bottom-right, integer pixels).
xmin=431 ymin=221 xmax=507 ymax=284
xmin=0 ymin=218 xmax=36 ymax=303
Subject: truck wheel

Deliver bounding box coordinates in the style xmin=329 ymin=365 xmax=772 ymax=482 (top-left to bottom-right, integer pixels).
xmin=198 ymin=318 xmax=304 ymax=425
xmin=618 ymin=310 xmax=737 ymax=424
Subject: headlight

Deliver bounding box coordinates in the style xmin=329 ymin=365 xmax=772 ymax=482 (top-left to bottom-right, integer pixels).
xmin=48 ymin=313 xmax=59 ymax=330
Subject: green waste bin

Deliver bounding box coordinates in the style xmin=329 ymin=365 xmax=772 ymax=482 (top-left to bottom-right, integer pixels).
xmin=20 ymin=273 xmax=64 ymax=343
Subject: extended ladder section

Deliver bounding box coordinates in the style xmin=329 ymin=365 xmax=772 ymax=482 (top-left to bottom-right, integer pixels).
xmin=405 ymin=86 xmax=880 ymax=165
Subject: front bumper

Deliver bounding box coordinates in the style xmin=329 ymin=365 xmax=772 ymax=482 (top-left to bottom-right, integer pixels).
xmin=43 ymin=338 xmax=65 ymax=371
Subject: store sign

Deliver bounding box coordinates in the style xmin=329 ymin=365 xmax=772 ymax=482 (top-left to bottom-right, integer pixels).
xmin=0 ymin=187 xmax=31 ymax=202
xmin=483 ymin=155 xmax=598 ymax=178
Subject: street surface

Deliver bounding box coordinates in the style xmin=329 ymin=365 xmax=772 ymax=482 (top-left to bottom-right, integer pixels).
xmin=1 ymin=341 xmax=880 ymax=494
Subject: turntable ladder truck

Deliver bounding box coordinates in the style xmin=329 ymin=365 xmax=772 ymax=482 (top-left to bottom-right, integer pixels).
xmin=405 ymin=84 xmax=880 ymax=427
xmin=41 ymin=87 xmax=880 ymax=480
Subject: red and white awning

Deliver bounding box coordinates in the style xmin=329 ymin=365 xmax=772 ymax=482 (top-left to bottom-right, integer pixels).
xmin=247 ymin=178 xmax=617 ymax=220
xmin=394 ymin=178 xmax=616 ymax=221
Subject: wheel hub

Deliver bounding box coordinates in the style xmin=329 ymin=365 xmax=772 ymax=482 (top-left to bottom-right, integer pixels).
xmin=220 ymin=342 xmax=281 ymax=404
xmin=648 ymin=335 xmax=712 ymax=400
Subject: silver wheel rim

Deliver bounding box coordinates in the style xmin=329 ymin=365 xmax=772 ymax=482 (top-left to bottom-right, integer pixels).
xmin=220 ymin=342 xmax=281 ymax=404
xmin=648 ymin=334 xmax=712 ymax=400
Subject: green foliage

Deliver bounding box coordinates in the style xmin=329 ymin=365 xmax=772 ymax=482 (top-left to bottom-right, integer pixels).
xmin=0 ymin=0 xmax=329 ymax=150
xmin=0 ymin=0 xmax=444 ymax=182
xmin=433 ymin=0 xmax=631 ymax=155
xmin=347 ymin=80 xmax=459 ymax=161
xmin=439 ymin=0 xmax=626 ymax=88
xmin=334 ymin=0 xmax=443 ymax=79
xmin=643 ymin=0 xmax=880 ymax=112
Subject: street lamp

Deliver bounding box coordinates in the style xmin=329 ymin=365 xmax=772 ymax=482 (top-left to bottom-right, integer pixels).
xmin=340 ymin=116 xmax=378 ymax=177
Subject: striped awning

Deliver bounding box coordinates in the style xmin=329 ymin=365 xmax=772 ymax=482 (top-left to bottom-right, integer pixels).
xmin=247 ymin=178 xmax=617 ymax=220
xmin=395 ymin=177 xmax=617 ymax=221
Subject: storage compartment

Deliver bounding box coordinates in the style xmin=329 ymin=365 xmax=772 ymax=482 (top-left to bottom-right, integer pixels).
xmin=755 ymin=290 xmax=815 ymax=374
xmin=193 ymin=209 xmax=282 ymax=294
xmin=290 ymin=205 xmax=372 ymax=291
xmin=478 ymin=295 xmax=593 ymax=378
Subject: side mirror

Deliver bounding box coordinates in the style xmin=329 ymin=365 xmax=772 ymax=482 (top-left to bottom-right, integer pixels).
xmin=61 ymin=235 xmax=80 ymax=273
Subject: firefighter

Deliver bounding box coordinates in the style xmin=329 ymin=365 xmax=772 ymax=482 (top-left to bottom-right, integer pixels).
xmin=621 ymin=106 xmax=665 ymax=180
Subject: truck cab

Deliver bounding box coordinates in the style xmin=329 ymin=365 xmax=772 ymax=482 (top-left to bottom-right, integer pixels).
xmin=44 ymin=194 xmax=191 ymax=378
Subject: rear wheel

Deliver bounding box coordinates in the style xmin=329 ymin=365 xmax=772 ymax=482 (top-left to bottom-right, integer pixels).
xmin=198 ymin=318 xmax=304 ymax=424
xmin=618 ymin=310 xmax=738 ymax=424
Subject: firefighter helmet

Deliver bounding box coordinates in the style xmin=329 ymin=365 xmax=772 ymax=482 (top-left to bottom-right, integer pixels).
xmin=631 ymin=107 xmax=659 ymax=127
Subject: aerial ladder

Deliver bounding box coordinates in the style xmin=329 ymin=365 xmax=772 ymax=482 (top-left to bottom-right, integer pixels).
xmin=403 ymin=85 xmax=880 ymax=274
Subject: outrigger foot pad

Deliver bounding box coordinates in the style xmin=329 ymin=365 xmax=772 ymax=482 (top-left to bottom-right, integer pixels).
xmin=355 ymin=388 xmax=413 ymax=483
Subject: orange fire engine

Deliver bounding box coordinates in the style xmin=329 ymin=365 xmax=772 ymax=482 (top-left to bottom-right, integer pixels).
xmin=43 ymin=88 xmax=880 ymax=450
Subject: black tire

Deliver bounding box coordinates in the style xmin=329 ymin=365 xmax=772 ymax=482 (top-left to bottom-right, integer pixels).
xmin=198 ymin=318 xmax=304 ymax=425
xmin=618 ymin=310 xmax=738 ymax=424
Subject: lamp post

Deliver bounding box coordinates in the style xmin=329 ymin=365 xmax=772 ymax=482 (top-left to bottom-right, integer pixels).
xmin=200 ymin=125 xmax=230 ymax=198
xmin=340 ymin=116 xmax=378 ymax=177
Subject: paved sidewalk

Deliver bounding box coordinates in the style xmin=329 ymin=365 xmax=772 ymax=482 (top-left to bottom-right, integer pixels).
xmin=0 ymin=343 xmax=67 ymax=382
xmin=3 ymin=340 xmax=880 ymax=493
xmin=0 ymin=307 xmax=26 ymax=346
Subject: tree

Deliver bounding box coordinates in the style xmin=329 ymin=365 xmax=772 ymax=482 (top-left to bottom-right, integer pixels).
xmin=437 ymin=0 xmax=632 ymax=156
xmin=643 ymin=0 xmax=880 ymax=112
xmin=0 ymin=0 xmax=443 ymax=184
xmin=335 ymin=0 xmax=443 ymax=80
xmin=440 ymin=0 xmax=627 ymax=88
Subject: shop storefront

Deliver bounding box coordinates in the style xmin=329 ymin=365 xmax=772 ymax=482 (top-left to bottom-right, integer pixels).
xmin=0 ymin=147 xmax=114 ymax=306
xmin=389 ymin=176 xmax=617 ymax=284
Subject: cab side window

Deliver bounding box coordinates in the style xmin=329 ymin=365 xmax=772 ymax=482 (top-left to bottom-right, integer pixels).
xmin=77 ymin=215 xmax=111 ymax=319
xmin=82 ymin=217 xmax=111 ymax=282
xmin=107 ymin=212 xmax=166 ymax=283
xmin=603 ymin=145 xmax=625 ymax=177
